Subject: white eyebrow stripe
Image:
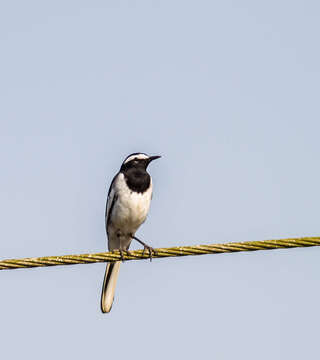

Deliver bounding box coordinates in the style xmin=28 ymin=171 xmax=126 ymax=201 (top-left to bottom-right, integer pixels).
xmin=123 ymin=154 xmax=149 ymax=164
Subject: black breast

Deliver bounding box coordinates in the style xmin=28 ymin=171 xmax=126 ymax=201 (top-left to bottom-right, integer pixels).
xmin=123 ymin=168 xmax=151 ymax=193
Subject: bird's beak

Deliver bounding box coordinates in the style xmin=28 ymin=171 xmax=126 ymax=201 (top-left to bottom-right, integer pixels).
xmin=148 ymin=155 xmax=161 ymax=163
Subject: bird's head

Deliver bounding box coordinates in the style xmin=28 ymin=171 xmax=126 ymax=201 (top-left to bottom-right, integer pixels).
xmin=120 ymin=153 xmax=161 ymax=172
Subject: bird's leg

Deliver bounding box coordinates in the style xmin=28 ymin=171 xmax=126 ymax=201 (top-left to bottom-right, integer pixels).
xmin=125 ymin=245 xmax=132 ymax=257
xmin=119 ymin=249 xmax=125 ymax=262
xmin=131 ymin=235 xmax=157 ymax=262
xmin=115 ymin=231 xmax=126 ymax=262
xmin=116 ymin=232 xmax=132 ymax=261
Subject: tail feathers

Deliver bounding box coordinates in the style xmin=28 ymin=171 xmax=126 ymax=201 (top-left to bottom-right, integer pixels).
xmin=101 ymin=261 xmax=121 ymax=313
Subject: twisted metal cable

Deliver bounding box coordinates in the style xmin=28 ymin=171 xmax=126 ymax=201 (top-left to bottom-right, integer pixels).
xmin=0 ymin=236 xmax=319 ymax=271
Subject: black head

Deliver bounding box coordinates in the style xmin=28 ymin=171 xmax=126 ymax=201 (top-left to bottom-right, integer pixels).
xmin=120 ymin=153 xmax=161 ymax=173
xmin=120 ymin=153 xmax=161 ymax=193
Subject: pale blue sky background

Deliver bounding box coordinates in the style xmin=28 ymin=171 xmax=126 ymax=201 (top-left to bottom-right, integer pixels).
xmin=1 ymin=1 xmax=320 ymax=359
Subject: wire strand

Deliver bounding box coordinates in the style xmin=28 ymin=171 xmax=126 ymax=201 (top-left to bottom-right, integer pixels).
xmin=0 ymin=236 xmax=319 ymax=271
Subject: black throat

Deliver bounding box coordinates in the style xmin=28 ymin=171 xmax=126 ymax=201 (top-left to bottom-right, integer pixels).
xmin=122 ymin=168 xmax=151 ymax=193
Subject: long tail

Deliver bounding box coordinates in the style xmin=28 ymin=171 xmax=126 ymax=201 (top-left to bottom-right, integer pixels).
xmin=101 ymin=261 xmax=121 ymax=313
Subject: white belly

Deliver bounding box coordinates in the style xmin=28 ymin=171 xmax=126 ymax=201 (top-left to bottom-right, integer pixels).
xmin=111 ymin=189 xmax=152 ymax=234
xmin=107 ymin=173 xmax=152 ymax=250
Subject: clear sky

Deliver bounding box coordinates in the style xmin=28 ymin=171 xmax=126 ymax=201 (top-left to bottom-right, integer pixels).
xmin=1 ymin=1 xmax=319 ymax=359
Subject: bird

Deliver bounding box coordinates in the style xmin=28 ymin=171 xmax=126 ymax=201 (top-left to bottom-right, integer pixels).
xmin=101 ymin=152 xmax=161 ymax=313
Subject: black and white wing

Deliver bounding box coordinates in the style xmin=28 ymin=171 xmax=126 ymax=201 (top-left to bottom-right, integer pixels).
xmin=105 ymin=173 xmax=119 ymax=234
xmin=102 ymin=172 xmax=120 ymax=313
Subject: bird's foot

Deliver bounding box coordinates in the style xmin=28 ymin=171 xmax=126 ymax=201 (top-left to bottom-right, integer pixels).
xmin=131 ymin=235 xmax=157 ymax=262
xmin=119 ymin=249 xmax=125 ymax=262
xmin=142 ymin=244 xmax=157 ymax=262
xmin=116 ymin=249 xmax=134 ymax=261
